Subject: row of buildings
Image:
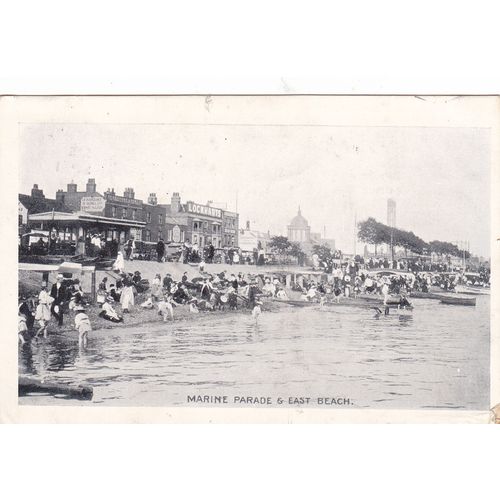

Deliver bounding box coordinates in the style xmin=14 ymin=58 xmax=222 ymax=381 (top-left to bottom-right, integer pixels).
xmin=19 ymin=178 xmax=239 ymax=254
xmin=19 ymin=177 xmax=337 ymax=259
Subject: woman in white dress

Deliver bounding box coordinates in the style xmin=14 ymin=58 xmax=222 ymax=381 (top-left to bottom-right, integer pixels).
xmin=120 ymin=279 xmax=135 ymax=312
xmin=113 ymin=251 xmax=125 ymax=273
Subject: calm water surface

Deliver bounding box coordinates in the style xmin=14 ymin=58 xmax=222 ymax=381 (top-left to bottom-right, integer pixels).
xmin=19 ymin=296 xmax=490 ymax=409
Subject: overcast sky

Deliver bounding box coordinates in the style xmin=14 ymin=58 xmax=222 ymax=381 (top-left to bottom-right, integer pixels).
xmin=19 ymin=123 xmax=490 ymax=257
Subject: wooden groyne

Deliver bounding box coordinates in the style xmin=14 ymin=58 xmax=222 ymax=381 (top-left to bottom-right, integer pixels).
xmin=19 ymin=376 xmax=93 ymax=400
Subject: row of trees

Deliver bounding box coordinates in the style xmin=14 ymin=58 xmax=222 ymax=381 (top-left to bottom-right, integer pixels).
xmin=357 ymin=217 xmax=470 ymax=259
xmin=267 ymin=220 xmax=470 ymax=266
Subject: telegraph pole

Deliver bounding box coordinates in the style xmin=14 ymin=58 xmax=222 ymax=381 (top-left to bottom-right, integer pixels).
xmin=353 ymin=212 xmax=357 ymax=257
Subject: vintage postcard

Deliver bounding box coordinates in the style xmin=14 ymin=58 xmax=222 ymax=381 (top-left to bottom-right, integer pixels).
xmin=0 ymin=95 xmax=498 ymax=423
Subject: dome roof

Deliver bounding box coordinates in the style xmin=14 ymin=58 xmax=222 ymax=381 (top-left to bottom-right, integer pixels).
xmin=289 ymin=207 xmax=309 ymax=228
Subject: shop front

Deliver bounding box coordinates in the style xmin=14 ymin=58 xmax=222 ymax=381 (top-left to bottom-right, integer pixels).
xmin=28 ymin=211 xmax=146 ymax=257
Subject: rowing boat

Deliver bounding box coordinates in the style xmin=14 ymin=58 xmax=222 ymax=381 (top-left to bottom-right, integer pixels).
xmin=440 ymin=296 xmax=476 ymax=306
xmin=273 ymin=299 xmax=316 ymax=307
xmin=454 ymin=286 xmax=490 ymax=296
xmin=411 ymin=290 xmax=479 ymax=306
xmin=273 ymin=298 xmax=413 ymax=311
xmin=410 ymin=291 xmax=445 ymax=300
xmin=355 ymin=295 xmax=404 ymax=306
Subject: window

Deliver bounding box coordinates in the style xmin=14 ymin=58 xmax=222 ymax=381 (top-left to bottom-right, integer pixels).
xmin=132 ymin=209 xmax=137 ymax=220
xmin=122 ymin=207 xmax=127 ymax=218
xmin=181 ymin=231 xmax=185 ymax=242
xmin=146 ymin=212 xmax=151 ymax=223
xmin=158 ymin=231 xmax=163 ymax=241
xmin=145 ymin=229 xmax=151 ymax=242
xmin=193 ymin=222 xmax=199 ymax=231
xmin=203 ymin=222 xmax=208 ymax=231
xmin=167 ymin=229 xmax=173 ymax=241
xmin=18 ymin=215 xmax=23 ymax=225
xmin=111 ymin=206 xmax=116 ymax=217
xmin=158 ymin=214 xmax=163 ymax=225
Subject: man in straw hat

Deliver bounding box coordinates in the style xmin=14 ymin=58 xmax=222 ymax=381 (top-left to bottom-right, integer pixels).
xmin=50 ymin=274 xmax=68 ymax=326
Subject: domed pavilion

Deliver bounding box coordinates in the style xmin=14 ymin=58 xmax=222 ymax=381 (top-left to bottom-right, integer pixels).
xmin=287 ymin=206 xmax=311 ymax=243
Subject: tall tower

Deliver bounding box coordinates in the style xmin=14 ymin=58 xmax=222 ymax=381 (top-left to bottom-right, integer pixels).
xmin=387 ymin=198 xmax=396 ymax=227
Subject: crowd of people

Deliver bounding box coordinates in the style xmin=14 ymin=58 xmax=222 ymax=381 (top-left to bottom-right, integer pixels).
xmin=312 ymin=253 xmax=490 ymax=277
xmin=176 ymin=240 xmax=263 ymax=266
xmin=18 ymin=251 xmax=490 ymax=346
xmin=17 ymin=269 xmax=274 ymax=346
xmin=292 ymin=261 xmax=490 ymax=307
xmin=18 ymin=273 xmax=88 ymax=345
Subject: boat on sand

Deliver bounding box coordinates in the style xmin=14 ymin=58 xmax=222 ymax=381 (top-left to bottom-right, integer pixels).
xmin=439 ymin=296 xmax=476 ymax=306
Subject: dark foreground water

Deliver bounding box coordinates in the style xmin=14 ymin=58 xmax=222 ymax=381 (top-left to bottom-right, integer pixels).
xmin=19 ymin=296 xmax=490 ymax=409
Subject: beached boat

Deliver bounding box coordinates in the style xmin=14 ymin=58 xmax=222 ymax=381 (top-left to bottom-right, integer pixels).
xmin=440 ymin=296 xmax=476 ymax=306
xmin=273 ymin=298 xmax=413 ymax=311
xmin=355 ymin=295 xmax=403 ymax=306
xmin=324 ymin=300 xmax=413 ymax=311
xmin=410 ymin=291 xmax=445 ymax=300
xmin=454 ymin=286 xmax=489 ymax=296
xmin=273 ymin=299 xmax=317 ymax=307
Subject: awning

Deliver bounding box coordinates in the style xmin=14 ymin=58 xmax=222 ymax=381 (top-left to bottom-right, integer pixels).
xmin=18 ymin=262 xmax=95 ymax=272
xmin=21 ymin=231 xmax=49 ymax=238
xmin=29 ymin=211 xmax=146 ymax=228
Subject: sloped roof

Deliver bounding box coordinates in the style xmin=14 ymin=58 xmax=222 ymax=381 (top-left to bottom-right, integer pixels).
xmin=19 ymin=194 xmax=72 ymax=214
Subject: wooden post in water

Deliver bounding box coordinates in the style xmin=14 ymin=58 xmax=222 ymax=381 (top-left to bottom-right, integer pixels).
xmin=91 ymin=269 xmax=96 ymax=303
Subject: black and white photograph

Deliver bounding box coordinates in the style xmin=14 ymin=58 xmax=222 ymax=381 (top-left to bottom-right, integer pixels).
xmin=4 ymin=95 xmax=497 ymax=421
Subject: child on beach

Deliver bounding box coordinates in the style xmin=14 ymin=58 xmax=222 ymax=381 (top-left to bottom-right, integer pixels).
xmin=74 ymin=305 xmax=92 ymax=346
xmin=99 ymin=297 xmax=124 ymax=322
xmin=35 ymin=285 xmax=52 ymax=338
xmin=18 ymin=313 xmax=28 ymax=344
xmin=252 ymin=301 xmax=262 ymax=322
xmin=140 ymin=297 xmax=155 ymax=309
xmin=157 ymin=295 xmax=174 ymax=322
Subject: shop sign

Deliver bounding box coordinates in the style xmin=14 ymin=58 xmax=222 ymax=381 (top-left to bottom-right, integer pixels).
xmin=81 ymin=196 xmax=106 ymax=213
xmin=186 ymin=202 xmax=222 ymax=218
xmin=105 ymin=194 xmax=143 ymax=206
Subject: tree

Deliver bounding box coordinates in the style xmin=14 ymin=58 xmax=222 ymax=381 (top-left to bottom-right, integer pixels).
xmin=394 ymin=228 xmax=426 ymax=256
xmin=289 ymin=242 xmax=306 ymax=266
xmin=269 ymin=236 xmax=291 ymax=255
xmin=358 ymin=218 xmax=389 ymax=255
xmin=429 ymin=240 xmax=470 ymax=260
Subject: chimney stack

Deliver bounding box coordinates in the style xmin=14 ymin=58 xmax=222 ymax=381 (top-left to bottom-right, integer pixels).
xmin=148 ymin=193 xmax=158 ymax=205
xmin=67 ymin=182 xmax=77 ymax=193
xmin=171 ymin=192 xmax=181 ymax=213
xmin=56 ymin=189 xmax=65 ymax=203
xmin=86 ymin=178 xmax=96 ymax=194
xmin=31 ymin=184 xmax=45 ymax=198
xmin=124 ymin=187 xmax=135 ymax=199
